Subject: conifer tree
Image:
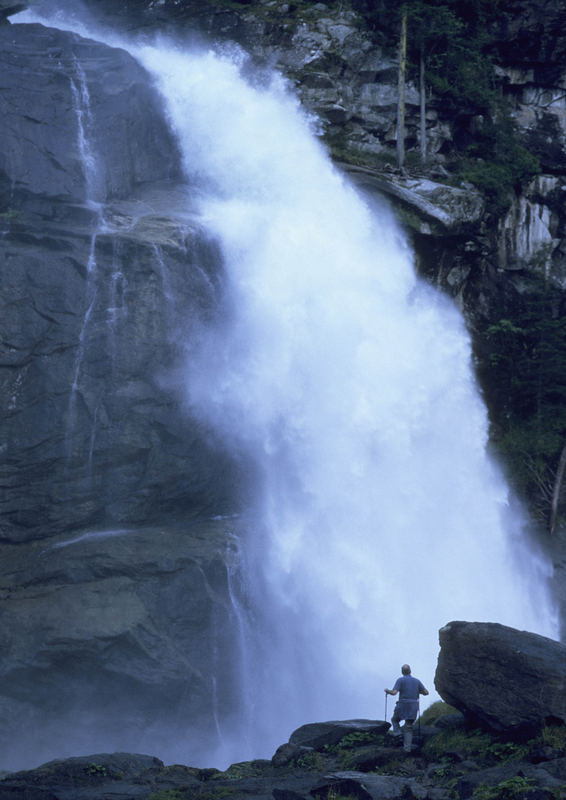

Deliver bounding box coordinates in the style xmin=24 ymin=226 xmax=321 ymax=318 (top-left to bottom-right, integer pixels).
xmin=396 ymin=4 xmax=408 ymax=170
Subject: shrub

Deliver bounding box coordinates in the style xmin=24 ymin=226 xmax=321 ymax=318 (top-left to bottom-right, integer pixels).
xmin=423 ymin=729 xmax=490 ymax=761
xmin=473 ymin=776 xmax=536 ymax=799
xmin=542 ymin=723 xmax=566 ymax=751
xmin=420 ymin=701 xmax=460 ymax=726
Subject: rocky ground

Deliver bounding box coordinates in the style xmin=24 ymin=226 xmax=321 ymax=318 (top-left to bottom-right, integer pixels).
xmin=0 ymin=712 xmax=565 ymax=800
xmin=1 ymin=622 xmax=564 ymax=800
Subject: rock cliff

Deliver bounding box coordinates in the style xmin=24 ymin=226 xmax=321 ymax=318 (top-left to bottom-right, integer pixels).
xmin=0 ymin=20 xmax=246 ymax=769
xmin=0 ymin=23 xmax=239 ymax=542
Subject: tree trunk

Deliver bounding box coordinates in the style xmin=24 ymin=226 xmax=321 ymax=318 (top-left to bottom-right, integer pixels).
xmin=420 ymin=50 xmax=427 ymax=164
xmin=396 ymin=5 xmax=407 ymax=171
xmin=549 ymin=436 xmax=566 ymax=535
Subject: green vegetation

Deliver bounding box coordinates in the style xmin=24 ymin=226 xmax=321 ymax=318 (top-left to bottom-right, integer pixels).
xmin=322 ymin=728 xmax=388 ymax=759
xmin=541 ymin=722 xmax=566 ymax=751
xmin=214 ymin=761 xmax=264 ymax=779
xmin=473 ymin=776 xmax=537 ymax=800
xmin=422 ymin=729 xmax=493 ymax=762
xmin=0 ymin=208 xmax=19 ymax=221
xmin=419 ymin=701 xmax=460 ymax=725
xmin=326 ymin=791 xmax=360 ymax=800
xmin=147 ymin=788 xmax=232 ymax=800
xmin=336 ymin=730 xmax=386 ymax=749
xmin=472 ymin=775 xmax=566 ymax=800
xmin=199 ymin=0 xmax=355 ymax=28
xmin=367 ymin=0 xmax=504 ymax=111
xmin=422 ymin=727 xmax=532 ymax=765
xmin=455 ymin=116 xmax=540 ymax=215
xmin=358 ymin=1 xmax=541 ymax=208
xmin=295 ymin=750 xmax=324 ymax=770
xmin=421 ymin=721 xmax=566 ymax=772
xmin=320 ymin=729 xmax=389 ymax=770
xmin=372 ymin=757 xmax=410 ymax=777
xmin=84 ymin=763 xmax=108 ymax=778
xmin=476 ymin=277 xmax=566 ymax=531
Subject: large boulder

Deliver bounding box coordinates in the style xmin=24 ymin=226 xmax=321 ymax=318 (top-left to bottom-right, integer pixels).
xmin=289 ymin=720 xmax=389 ymax=750
xmin=312 ymin=772 xmax=427 ymax=800
xmin=435 ymin=621 xmax=566 ymax=733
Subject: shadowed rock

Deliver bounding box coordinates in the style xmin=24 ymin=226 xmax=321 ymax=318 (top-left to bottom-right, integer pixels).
xmin=435 ymin=621 xmax=566 ymax=733
xmin=289 ymin=720 xmax=390 ymax=750
xmin=0 ymin=522 xmax=248 ymax=770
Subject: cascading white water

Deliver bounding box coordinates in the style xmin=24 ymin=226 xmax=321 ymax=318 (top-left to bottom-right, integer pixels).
xmin=15 ymin=8 xmax=559 ymax=766
xmin=135 ymin=42 xmax=558 ymax=758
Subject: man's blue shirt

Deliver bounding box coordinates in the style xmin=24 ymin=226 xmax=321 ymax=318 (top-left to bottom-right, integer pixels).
xmin=393 ymin=675 xmax=426 ymax=700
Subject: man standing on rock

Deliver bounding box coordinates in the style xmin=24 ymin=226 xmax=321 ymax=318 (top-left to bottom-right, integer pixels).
xmin=385 ymin=664 xmax=429 ymax=753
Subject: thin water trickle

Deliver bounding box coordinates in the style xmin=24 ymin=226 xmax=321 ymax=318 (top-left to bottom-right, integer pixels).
xmin=70 ymin=58 xmax=98 ymax=205
xmin=152 ymin=243 xmax=175 ymax=312
xmin=224 ymin=532 xmax=254 ymax=757
xmin=52 ymin=528 xmax=133 ymax=549
xmin=66 ymin=284 xmax=97 ymax=461
xmin=65 ymin=57 xmax=103 ymax=462
xmin=107 ymin=241 xmax=128 ymax=369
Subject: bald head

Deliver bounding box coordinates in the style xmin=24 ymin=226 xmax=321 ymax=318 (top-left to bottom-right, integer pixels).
xmin=401 ymin=664 xmax=411 ymax=675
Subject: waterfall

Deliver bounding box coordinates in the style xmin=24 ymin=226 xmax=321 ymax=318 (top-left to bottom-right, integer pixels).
xmin=15 ymin=9 xmax=559 ymax=767
xmin=135 ymin=42 xmax=558 ymax=759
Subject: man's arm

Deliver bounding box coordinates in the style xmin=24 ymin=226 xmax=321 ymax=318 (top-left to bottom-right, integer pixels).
xmin=418 ymin=681 xmax=429 ymax=696
xmin=386 ymin=677 xmax=401 ymax=696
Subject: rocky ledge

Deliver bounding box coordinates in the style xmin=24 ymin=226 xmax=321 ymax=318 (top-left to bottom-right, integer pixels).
xmin=1 ymin=713 xmax=565 ymax=800
xmin=1 ymin=622 xmax=565 ymax=800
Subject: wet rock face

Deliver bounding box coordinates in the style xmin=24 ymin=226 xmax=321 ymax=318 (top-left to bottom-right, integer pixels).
xmin=0 ymin=23 xmax=246 ymax=767
xmin=0 ymin=24 xmax=179 ymax=204
xmin=0 ymin=24 xmax=241 ymax=544
xmin=0 ymin=522 xmax=246 ymax=770
xmin=435 ymin=621 xmax=566 ymax=733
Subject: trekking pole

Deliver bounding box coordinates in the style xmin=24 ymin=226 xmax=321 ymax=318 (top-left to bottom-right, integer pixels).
xmin=384 ymin=690 xmax=388 ymax=721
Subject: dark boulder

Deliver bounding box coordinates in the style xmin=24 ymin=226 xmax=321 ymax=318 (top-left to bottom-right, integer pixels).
xmin=344 ymin=746 xmax=403 ymax=772
xmin=0 ymin=753 xmax=171 ymax=800
xmin=271 ymin=743 xmax=303 ymax=767
xmin=455 ymin=758 xmax=566 ymax=800
xmin=312 ymin=771 xmax=428 ymax=800
xmin=435 ymin=621 xmax=566 ymax=733
xmin=289 ymin=720 xmax=389 ymax=750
